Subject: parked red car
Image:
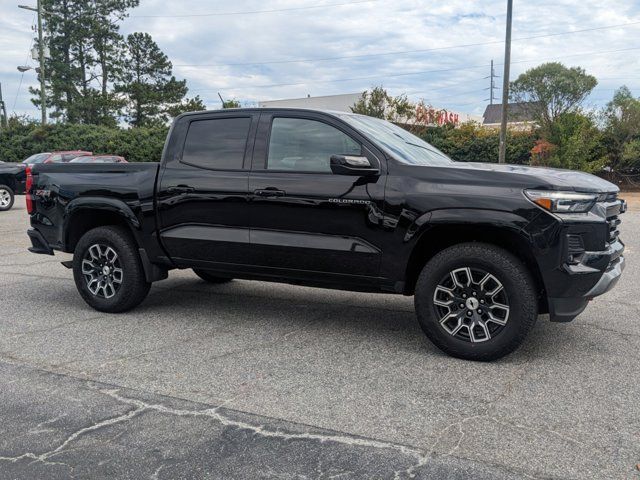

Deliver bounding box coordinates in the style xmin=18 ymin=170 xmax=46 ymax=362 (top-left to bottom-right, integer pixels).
xmin=69 ymin=155 xmax=128 ymax=164
xmin=22 ymin=151 xmax=92 ymax=164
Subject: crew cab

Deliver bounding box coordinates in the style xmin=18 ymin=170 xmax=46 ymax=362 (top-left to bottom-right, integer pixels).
xmin=25 ymin=109 xmax=626 ymax=360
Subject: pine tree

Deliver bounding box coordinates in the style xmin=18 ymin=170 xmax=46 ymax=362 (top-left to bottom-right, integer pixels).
xmin=116 ymin=32 xmax=198 ymax=126
xmin=36 ymin=0 xmax=138 ymax=125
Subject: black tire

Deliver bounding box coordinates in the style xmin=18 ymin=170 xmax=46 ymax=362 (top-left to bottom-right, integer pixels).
xmin=73 ymin=226 xmax=151 ymax=313
xmin=0 ymin=185 xmax=15 ymax=211
xmin=415 ymin=243 xmax=538 ymax=361
xmin=193 ymin=269 xmax=233 ymax=284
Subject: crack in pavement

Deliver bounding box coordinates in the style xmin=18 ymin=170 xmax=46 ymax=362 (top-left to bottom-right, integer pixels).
xmin=0 ymin=385 xmax=431 ymax=479
xmin=0 ymin=358 xmax=557 ymax=479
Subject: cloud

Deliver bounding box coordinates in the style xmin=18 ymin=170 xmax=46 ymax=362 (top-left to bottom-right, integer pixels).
xmin=0 ymin=0 xmax=639 ymax=119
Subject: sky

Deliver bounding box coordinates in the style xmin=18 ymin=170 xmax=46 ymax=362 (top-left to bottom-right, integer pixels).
xmin=1 ymin=0 xmax=639 ymax=120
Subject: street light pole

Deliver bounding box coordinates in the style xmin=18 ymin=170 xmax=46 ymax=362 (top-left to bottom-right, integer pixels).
xmin=37 ymin=0 xmax=46 ymax=125
xmin=498 ymin=0 xmax=513 ymax=164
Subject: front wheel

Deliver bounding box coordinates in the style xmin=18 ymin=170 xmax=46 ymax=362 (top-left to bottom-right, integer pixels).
xmin=73 ymin=226 xmax=151 ymax=313
xmin=0 ymin=185 xmax=15 ymax=211
xmin=415 ymin=243 xmax=538 ymax=361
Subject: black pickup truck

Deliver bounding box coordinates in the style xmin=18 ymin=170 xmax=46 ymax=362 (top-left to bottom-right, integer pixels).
xmin=25 ymin=108 xmax=626 ymax=360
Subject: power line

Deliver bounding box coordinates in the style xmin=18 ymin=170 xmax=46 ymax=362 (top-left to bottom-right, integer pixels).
xmin=174 ymin=20 xmax=640 ymax=68
xmin=132 ymin=0 xmax=379 ymax=18
xmin=190 ymin=46 xmax=640 ymax=92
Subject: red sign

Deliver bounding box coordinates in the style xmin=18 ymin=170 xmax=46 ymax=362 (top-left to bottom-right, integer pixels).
xmin=415 ymin=104 xmax=460 ymax=126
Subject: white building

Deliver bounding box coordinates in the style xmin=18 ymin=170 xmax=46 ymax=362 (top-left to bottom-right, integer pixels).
xmin=259 ymin=93 xmax=363 ymax=112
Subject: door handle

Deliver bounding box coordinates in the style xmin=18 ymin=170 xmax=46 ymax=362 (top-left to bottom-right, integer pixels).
xmin=254 ymin=188 xmax=285 ymax=197
xmin=167 ymin=185 xmax=195 ymax=194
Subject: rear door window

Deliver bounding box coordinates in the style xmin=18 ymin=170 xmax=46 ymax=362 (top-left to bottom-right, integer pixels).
xmin=182 ymin=117 xmax=252 ymax=170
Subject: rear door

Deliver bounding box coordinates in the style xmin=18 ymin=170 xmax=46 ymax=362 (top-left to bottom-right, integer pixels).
xmin=248 ymin=112 xmax=387 ymax=282
xmin=157 ymin=112 xmax=258 ymax=267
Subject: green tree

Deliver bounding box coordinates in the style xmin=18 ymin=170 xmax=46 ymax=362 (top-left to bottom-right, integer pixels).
xmin=116 ymin=32 xmax=195 ymax=127
xmin=351 ymin=86 xmax=415 ymax=122
xmin=601 ymin=86 xmax=640 ymax=172
xmin=222 ymin=99 xmax=241 ymax=109
xmin=166 ymin=96 xmax=207 ymax=118
xmin=89 ymin=0 xmax=139 ymax=123
xmin=37 ymin=0 xmax=138 ymax=125
xmin=510 ymin=62 xmax=597 ymax=134
xmin=546 ymin=112 xmax=605 ymax=171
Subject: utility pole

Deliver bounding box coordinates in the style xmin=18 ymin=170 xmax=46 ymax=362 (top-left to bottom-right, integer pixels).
xmin=0 ymin=83 xmax=8 ymax=129
xmin=485 ymin=60 xmax=499 ymax=105
xmin=37 ymin=0 xmax=46 ymax=125
xmin=498 ymin=0 xmax=513 ymax=164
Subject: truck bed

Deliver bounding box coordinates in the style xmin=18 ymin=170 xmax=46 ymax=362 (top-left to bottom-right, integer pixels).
xmin=28 ymin=162 xmax=160 ymax=253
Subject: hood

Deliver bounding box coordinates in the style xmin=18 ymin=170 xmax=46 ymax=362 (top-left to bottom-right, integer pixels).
xmin=443 ymin=162 xmax=618 ymax=194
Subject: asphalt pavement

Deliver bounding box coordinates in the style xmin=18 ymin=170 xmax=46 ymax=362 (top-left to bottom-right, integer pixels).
xmin=0 ymin=196 xmax=639 ymax=479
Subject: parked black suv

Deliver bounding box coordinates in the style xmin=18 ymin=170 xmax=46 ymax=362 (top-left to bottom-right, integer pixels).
xmin=25 ymin=109 xmax=626 ymax=360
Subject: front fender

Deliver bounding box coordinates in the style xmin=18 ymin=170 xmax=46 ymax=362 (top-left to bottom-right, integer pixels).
xmin=384 ymin=208 xmax=537 ymax=292
xmin=428 ymin=208 xmax=531 ymax=232
xmin=405 ymin=208 xmax=531 ymax=243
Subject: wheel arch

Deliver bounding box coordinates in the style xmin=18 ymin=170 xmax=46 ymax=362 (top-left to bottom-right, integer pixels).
xmin=63 ymin=198 xmax=141 ymax=253
xmin=404 ymin=216 xmax=548 ymax=313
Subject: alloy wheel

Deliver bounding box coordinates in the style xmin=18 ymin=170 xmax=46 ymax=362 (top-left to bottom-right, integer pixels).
xmin=432 ymin=267 xmax=510 ymax=343
xmin=82 ymin=244 xmax=123 ymax=299
xmin=0 ymin=189 xmax=11 ymax=208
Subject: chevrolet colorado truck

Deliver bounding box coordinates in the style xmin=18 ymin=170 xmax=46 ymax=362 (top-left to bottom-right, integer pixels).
xmin=25 ymin=109 xmax=626 ymax=360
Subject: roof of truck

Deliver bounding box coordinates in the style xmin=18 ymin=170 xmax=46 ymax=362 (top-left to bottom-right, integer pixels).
xmin=176 ymin=107 xmax=360 ymax=119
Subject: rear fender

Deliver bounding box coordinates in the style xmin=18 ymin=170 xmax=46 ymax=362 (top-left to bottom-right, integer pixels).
xmin=63 ymin=197 xmax=142 ymax=249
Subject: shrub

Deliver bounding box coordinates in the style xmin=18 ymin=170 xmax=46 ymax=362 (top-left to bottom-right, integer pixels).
xmin=419 ymin=122 xmax=538 ymax=164
xmin=0 ymin=121 xmax=168 ymax=163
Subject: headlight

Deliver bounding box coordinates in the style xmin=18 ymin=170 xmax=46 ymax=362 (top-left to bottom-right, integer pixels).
xmin=524 ymin=190 xmax=597 ymax=213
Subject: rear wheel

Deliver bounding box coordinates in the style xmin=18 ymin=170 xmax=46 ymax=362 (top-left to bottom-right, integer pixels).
xmin=73 ymin=226 xmax=150 ymax=312
xmin=0 ymin=185 xmax=15 ymax=211
xmin=415 ymin=243 xmax=538 ymax=361
xmin=193 ymin=269 xmax=233 ymax=284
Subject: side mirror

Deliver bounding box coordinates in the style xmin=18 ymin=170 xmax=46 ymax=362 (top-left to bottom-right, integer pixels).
xmin=330 ymin=155 xmax=379 ymax=176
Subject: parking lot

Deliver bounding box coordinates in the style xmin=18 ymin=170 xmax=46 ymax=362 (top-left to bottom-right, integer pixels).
xmin=0 ymin=195 xmax=638 ymax=479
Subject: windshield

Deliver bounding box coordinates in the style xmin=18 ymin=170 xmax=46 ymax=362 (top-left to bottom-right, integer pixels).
xmin=338 ymin=114 xmax=453 ymax=166
xmin=22 ymin=153 xmax=51 ymax=164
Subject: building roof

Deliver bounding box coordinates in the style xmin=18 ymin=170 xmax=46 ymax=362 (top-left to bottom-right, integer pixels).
xmin=482 ymin=103 xmax=536 ymax=125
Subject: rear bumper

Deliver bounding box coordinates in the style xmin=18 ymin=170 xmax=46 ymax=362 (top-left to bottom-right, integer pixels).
xmin=27 ymin=228 xmax=54 ymax=256
xmin=547 ymin=240 xmax=625 ymax=322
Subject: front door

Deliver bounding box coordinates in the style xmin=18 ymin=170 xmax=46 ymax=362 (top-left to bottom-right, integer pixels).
xmin=248 ymin=112 xmax=387 ymax=283
xmin=157 ymin=112 xmax=258 ymax=268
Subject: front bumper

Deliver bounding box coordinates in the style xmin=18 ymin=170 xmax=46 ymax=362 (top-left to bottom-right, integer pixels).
xmin=548 ymin=240 xmax=625 ymax=322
